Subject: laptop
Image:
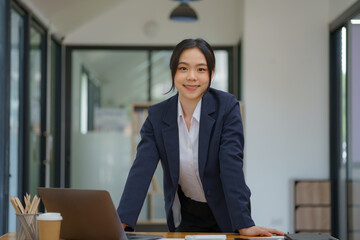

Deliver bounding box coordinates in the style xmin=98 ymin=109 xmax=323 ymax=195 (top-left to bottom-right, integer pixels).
xmin=38 ymin=188 xmax=162 ymax=240
xmin=284 ymin=233 xmax=338 ymax=240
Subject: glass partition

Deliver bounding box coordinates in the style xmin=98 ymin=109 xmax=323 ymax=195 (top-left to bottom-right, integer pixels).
xmin=71 ymin=50 xmax=152 ymax=221
xmin=348 ymin=15 xmax=360 ymax=240
xmin=28 ymin=26 xmax=43 ymax=196
xmin=48 ymin=39 xmax=62 ymax=188
xmin=212 ymin=50 xmax=229 ymax=91
xmin=8 ymin=8 xmax=24 ymax=232
xmin=2 ymin=2 xmax=59 ymax=234
xmin=150 ymin=50 xmax=173 ymax=101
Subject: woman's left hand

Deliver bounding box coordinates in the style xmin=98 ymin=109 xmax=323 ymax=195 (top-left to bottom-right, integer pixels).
xmin=238 ymin=226 xmax=285 ymax=237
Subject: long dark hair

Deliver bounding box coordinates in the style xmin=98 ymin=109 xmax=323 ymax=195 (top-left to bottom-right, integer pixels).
xmin=167 ymin=38 xmax=215 ymax=93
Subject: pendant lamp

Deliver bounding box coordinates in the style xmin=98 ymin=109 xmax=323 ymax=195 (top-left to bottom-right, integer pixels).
xmin=169 ymin=1 xmax=198 ymax=22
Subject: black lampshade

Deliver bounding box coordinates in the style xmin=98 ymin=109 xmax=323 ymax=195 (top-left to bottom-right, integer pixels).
xmin=169 ymin=2 xmax=198 ymax=22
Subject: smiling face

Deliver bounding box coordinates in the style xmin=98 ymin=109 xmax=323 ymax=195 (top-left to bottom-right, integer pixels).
xmin=174 ymin=48 xmax=213 ymax=105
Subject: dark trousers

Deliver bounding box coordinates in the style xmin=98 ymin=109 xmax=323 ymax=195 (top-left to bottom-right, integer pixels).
xmin=175 ymin=186 xmax=221 ymax=232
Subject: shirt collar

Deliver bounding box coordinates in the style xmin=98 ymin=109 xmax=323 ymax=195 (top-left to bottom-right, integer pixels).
xmin=177 ymin=99 xmax=202 ymax=122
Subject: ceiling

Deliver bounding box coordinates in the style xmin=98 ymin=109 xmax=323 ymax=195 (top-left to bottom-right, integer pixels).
xmin=19 ymin=0 xmax=243 ymax=45
xmin=20 ymin=0 xmax=123 ymax=37
xmin=18 ymin=0 xmax=241 ymax=105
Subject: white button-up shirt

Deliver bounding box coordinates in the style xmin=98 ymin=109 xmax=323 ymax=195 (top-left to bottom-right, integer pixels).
xmin=172 ymin=99 xmax=207 ymax=227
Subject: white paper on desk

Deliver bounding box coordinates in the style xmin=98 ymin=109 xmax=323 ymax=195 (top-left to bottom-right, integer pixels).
xmin=185 ymin=235 xmax=226 ymax=240
xmin=158 ymin=238 xmax=184 ymax=240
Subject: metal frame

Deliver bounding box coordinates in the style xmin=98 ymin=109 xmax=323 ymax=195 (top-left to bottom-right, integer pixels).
xmin=64 ymin=47 xmax=72 ymax=187
xmin=329 ymin=2 xmax=360 ymax=238
xmin=38 ymin=21 xmax=49 ymax=193
xmin=20 ymin=7 xmax=30 ymax=201
xmin=0 ymin=0 xmax=11 ymax=235
xmin=51 ymin=38 xmax=63 ymax=188
xmin=329 ymin=26 xmax=343 ymax=239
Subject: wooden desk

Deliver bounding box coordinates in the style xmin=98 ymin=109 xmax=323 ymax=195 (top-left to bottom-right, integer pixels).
xmin=0 ymin=232 xmax=247 ymax=240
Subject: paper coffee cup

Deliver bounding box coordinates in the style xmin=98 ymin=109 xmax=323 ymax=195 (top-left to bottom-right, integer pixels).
xmin=37 ymin=213 xmax=63 ymax=240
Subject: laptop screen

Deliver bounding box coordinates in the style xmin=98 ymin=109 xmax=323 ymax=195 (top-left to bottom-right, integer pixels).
xmin=38 ymin=188 xmax=126 ymax=240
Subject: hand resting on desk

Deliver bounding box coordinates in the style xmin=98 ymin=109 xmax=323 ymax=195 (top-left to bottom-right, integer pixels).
xmin=238 ymin=226 xmax=285 ymax=237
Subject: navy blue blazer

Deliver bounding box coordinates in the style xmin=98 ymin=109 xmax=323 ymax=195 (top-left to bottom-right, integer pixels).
xmin=117 ymin=88 xmax=255 ymax=232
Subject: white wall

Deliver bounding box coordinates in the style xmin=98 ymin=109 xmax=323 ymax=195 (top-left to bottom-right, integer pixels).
xmin=242 ymin=0 xmax=330 ymax=232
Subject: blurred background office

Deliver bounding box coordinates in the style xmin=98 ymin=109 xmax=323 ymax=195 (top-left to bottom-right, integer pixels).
xmin=0 ymin=0 xmax=359 ymax=239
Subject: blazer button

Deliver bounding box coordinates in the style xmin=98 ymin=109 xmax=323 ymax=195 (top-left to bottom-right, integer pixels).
xmin=206 ymin=190 xmax=211 ymax=196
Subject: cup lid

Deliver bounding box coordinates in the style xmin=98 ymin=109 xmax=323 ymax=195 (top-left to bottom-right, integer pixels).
xmin=37 ymin=212 xmax=63 ymax=221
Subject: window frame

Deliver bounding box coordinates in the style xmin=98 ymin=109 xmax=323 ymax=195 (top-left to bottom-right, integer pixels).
xmin=0 ymin=0 xmax=11 ymax=234
xmin=329 ymin=1 xmax=360 ymax=239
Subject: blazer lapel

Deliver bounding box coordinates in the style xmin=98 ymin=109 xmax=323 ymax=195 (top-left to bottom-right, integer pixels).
xmin=198 ymin=91 xmax=216 ymax=180
xmin=162 ymin=94 xmax=180 ymax=186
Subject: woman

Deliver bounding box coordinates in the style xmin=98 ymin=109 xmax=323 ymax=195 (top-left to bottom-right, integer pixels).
xmin=117 ymin=38 xmax=284 ymax=237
